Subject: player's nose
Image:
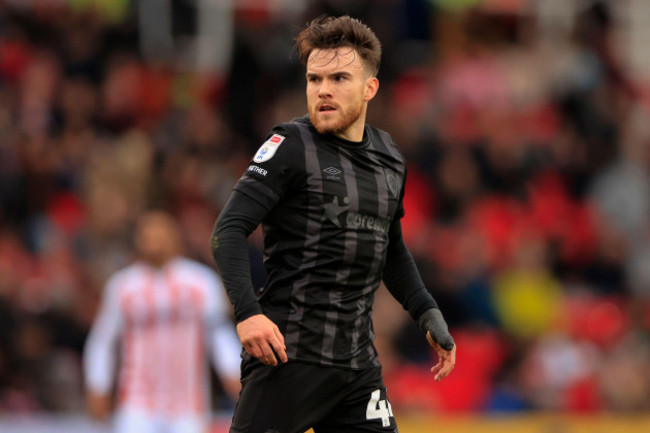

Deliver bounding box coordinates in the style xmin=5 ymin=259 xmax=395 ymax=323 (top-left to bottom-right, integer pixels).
xmin=318 ymin=79 xmax=332 ymax=98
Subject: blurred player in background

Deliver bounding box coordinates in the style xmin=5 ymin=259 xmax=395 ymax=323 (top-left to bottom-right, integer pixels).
xmin=211 ymin=15 xmax=455 ymax=433
xmin=84 ymin=211 xmax=241 ymax=433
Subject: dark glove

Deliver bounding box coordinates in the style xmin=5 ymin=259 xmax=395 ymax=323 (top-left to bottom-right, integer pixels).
xmin=417 ymin=308 xmax=455 ymax=351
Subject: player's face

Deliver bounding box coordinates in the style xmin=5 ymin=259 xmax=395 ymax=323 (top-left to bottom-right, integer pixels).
xmin=306 ymin=48 xmax=378 ymax=141
xmin=134 ymin=212 xmax=181 ymax=267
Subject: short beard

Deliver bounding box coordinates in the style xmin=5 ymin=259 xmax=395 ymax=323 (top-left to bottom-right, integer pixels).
xmin=309 ymin=103 xmax=363 ymax=137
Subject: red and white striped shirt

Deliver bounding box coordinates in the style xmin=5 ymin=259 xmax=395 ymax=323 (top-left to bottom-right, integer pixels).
xmin=84 ymin=257 xmax=241 ymax=415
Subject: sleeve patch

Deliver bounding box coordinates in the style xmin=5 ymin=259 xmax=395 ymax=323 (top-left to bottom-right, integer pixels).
xmin=253 ymin=134 xmax=285 ymax=163
xmin=247 ymin=165 xmax=268 ymax=177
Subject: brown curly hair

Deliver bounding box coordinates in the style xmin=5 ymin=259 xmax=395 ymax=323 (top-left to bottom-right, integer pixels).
xmin=295 ymin=15 xmax=382 ymax=77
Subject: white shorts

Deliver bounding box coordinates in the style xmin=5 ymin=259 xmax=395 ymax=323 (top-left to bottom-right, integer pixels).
xmin=114 ymin=408 xmax=209 ymax=433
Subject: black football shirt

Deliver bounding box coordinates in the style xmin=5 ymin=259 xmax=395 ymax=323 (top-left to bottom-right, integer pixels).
xmin=232 ymin=116 xmax=408 ymax=369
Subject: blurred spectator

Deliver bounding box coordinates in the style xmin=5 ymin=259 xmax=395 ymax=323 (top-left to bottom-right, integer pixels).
xmin=518 ymin=332 xmax=602 ymax=411
xmin=493 ymin=234 xmax=563 ymax=339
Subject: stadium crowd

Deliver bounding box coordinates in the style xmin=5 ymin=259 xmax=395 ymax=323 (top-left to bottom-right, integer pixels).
xmin=1 ymin=0 xmax=650 ymax=418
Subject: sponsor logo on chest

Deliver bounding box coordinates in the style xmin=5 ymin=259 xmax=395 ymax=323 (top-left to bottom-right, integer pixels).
xmin=322 ymin=195 xmax=390 ymax=234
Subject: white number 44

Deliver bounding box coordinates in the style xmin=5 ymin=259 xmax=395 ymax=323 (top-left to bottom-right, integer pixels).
xmin=366 ymin=389 xmax=393 ymax=427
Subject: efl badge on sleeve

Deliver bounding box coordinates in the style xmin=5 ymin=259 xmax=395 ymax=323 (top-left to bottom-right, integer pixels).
xmin=254 ymin=134 xmax=285 ymax=163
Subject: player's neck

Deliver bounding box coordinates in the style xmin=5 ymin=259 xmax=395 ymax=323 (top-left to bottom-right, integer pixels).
xmin=335 ymin=107 xmax=367 ymax=142
xmin=141 ymin=254 xmax=176 ymax=269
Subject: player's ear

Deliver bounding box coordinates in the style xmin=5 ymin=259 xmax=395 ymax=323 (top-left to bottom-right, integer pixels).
xmin=364 ymin=76 xmax=379 ymax=102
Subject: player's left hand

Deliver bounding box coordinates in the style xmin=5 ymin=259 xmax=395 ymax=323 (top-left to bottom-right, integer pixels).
xmin=417 ymin=308 xmax=456 ymax=381
xmin=426 ymin=331 xmax=456 ymax=381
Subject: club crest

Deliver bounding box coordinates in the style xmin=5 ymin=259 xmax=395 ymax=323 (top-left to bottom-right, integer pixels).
xmin=386 ymin=172 xmax=400 ymax=198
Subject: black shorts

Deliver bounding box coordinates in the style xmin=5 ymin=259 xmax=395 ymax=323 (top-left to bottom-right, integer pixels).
xmin=230 ymin=361 xmax=398 ymax=433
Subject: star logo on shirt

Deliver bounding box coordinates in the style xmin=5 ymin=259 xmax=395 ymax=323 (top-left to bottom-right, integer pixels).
xmin=322 ymin=196 xmax=349 ymax=227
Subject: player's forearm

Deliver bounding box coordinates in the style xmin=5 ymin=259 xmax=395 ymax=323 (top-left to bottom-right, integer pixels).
xmin=86 ymin=391 xmax=112 ymax=421
xmin=210 ymin=319 xmax=243 ymax=378
xmin=211 ymin=191 xmax=267 ymax=322
xmin=211 ymin=227 xmax=262 ymax=322
xmin=83 ymin=310 xmax=121 ymax=397
xmin=209 ymin=322 xmax=243 ymax=400
xmin=382 ymin=221 xmax=438 ymax=321
xmin=383 ymin=221 xmax=454 ymax=350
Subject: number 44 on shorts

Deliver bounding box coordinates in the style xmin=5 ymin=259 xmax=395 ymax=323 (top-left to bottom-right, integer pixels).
xmin=365 ymin=389 xmax=393 ymax=427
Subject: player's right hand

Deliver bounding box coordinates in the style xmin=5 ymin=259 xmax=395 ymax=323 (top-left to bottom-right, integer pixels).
xmin=236 ymin=314 xmax=288 ymax=366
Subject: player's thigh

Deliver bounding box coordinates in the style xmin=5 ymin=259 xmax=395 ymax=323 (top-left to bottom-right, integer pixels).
xmin=168 ymin=414 xmax=209 ymax=433
xmin=230 ymin=362 xmax=346 ymax=433
xmin=114 ymin=408 xmax=159 ymax=433
xmin=313 ymin=368 xmax=398 ymax=433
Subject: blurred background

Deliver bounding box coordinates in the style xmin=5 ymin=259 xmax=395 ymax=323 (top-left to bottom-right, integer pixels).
xmin=1 ymin=0 xmax=650 ymax=432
